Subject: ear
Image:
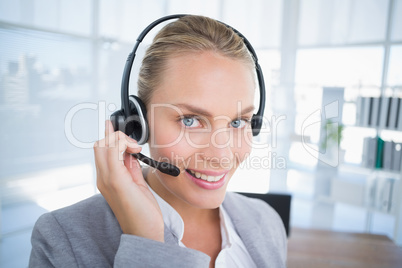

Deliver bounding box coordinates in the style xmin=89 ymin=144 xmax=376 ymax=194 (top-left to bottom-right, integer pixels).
xmin=127 ymin=95 xmax=149 ymax=144
xmin=251 ymin=114 xmax=263 ymax=136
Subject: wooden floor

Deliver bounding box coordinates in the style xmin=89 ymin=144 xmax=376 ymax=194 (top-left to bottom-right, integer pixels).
xmin=287 ymin=227 xmax=402 ymax=268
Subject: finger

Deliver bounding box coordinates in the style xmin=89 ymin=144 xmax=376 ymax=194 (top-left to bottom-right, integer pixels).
xmin=125 ymin=136 xmax=142 ymax=154
xmin=124 ymin=154 xmax=148 ymax=187
xmin=94 ymin=138 xmax=110 ymax=168
xmin=107 ymin=130 xmax=123 ymax=148
xmin=102 ymin=120 xmax=116 ymax=148
xmin=93 ymin=145 xmax=110 ymax=191
xmin=118 ymin=136 xmax=142 ymax=160
xmin=125 ymin=145 xmax=142 ymax=154
xmin=107 ymin=131 xmax=133 ymax=167
xmin=94 ymin=136 xmax=107 ymax=148
xmin=105 ymin=120 xmax=114 ymax=136
xmin=107 ymin=144 xmax=125 ymax=173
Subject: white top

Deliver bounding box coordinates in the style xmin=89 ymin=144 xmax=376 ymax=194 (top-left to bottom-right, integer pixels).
xmin=149 ymin=187 xmax=257 ymax=267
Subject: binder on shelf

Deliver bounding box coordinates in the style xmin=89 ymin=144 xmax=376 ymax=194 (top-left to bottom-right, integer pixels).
xmin=379 ymin=97 xmax=390 ymax=129
xmin=367 ymin=97 xmax=375 ymax=127
xmin=369 ymin=97 xmax=381 ymax=127
xmin=356 ymin=97 xmax=364 ymax=126
xmin=397 ymin=99 xmax=402 ymax=130
xmin=383 ymin=141 xmax=394 ymax=170
xmin=362 ymin=136 xmax=387 ymax=169
xmin=361 ymin=97 xmax=371 ymax=127
xmin=361 ymin=137 xmax=370 ymax=167
xmin=378 ymin=178 xmax=395 ymax=212
xmin=392 ymin=143 xmax=402 ymax=172
xmin=366 ymin=137 xmax=377 ymax=169
xmin=388 ymin=98 xmax=400 ymax=129
xmin=375 ymin=137 xmax=384 ymax=169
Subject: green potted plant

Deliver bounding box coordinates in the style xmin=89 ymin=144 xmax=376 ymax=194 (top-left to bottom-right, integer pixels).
xmin=320 ymin=119 xmax=344 ymax=152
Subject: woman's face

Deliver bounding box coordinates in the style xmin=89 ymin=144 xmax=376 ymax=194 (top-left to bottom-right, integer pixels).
xmin=146 ymin=51 xmax=255 ymax=209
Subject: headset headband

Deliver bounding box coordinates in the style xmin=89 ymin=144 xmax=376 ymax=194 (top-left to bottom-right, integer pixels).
xmin=120 ymin=14 xmax=265 ymax=136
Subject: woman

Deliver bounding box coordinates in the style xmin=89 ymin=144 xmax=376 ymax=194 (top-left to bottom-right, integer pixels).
xmin=29 ymin=15 xmax=286 ymax=267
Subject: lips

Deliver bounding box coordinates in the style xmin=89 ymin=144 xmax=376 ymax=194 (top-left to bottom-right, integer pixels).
xmin=184 ymin=169 xmax=228 ymax=190
xmin=186 ymin=169 xmax=225 ymax=182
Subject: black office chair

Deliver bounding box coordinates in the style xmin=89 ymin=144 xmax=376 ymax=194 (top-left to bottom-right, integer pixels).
xmin=238 ymin=192 xmax=292 ymax=237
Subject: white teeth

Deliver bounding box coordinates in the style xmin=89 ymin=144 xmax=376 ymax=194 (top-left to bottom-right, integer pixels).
xmin=188 ymin=170 xmax=225 ymax=182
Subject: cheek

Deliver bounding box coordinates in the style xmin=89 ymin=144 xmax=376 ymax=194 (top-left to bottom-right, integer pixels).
xmin=233 ymin=129 xmax=253 ymax=163
xmin=236 ymin=142 xmax=252 ymax=165
xmin=149 ymin=122 xmax=182 ymax=148
xmin=149 ymin=122 xmax=192 ymax=163
xmin=147 ymin=106 xmax=186 ymax=149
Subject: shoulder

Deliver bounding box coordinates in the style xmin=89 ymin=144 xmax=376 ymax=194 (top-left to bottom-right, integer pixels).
xmin=30 ymin=195 xmax=122 ymax=267
xmin=31 ymin=195 xmax=210 ymax=267
xmin=223 ymin=191 xmax=287 ymax=265
xmin=223 ymin=191 xmax=285 ymax=235
xmin=223 ymin=191 xmax=281 ymax=220
xmin=53 ymin=193 xmax=112 ymax=220
xmin=35 ymin=194 xmax=121 ymax=240
xmin=36 ymin=194 xmax=116 ymax=230
xmin=31 ymin=194 xmax=121 ymax=267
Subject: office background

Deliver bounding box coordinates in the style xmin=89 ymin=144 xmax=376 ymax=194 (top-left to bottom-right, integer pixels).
xmin=0 ymin=0 xmax=401 ymax=267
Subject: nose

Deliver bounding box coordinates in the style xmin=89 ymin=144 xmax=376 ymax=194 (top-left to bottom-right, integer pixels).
xmin=201 ymin=128 xmax=234 ymax=166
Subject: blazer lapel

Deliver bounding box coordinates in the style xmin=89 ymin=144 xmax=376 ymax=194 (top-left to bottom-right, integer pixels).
xmin=222 ymin=193 xmax=271 ymax=267
xmin=164 ymin=223 xmax=179 ymax=245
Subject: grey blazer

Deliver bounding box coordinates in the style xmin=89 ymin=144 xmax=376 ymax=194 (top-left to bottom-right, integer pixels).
xmin=29 ymin=192 xmax=287 ymax=267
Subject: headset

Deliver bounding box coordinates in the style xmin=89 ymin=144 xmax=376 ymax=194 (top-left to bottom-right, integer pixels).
xmin=111 ymin=14 xmax=266 ymax=177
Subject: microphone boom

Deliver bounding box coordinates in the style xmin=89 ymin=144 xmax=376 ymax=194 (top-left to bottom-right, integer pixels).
xmin=131 ymin=153 xmax=181 ymax=177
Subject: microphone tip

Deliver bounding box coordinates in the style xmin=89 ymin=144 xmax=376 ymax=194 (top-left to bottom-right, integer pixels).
xmin=167 ymin=166 xmax=181 ymax=177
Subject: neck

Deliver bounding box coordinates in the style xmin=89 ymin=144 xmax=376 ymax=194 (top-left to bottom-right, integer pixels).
xmin=146 ymin=169 xmax=223 ymax=266
xmin=146 ymin=169 xmax=220 ymax=225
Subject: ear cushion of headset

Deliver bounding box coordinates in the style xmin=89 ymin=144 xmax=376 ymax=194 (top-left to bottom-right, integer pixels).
xmin=110 ymin=109 xmax=126 ymax=133
xmin=127 ymin=95 xmax=149 ymax=144
xmin=251 ymin=115 xmax=262 ymax=136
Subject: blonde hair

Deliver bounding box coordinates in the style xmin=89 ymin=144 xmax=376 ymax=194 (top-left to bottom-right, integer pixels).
xmin=137 ymin=15 xmax=255 ymax=106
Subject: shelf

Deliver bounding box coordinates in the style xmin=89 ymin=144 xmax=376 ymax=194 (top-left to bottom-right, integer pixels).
xmin=339 ymin=163 xmax=400 ymax=178
xmin=343 ymin=124 xmax=402 ymax=133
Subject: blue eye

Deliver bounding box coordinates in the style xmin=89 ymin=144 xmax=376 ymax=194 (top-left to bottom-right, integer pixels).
xmin=181 ymin=117 xmax=201 ymax=128
xmin=231 ymin=119 xmax=247 ymax=129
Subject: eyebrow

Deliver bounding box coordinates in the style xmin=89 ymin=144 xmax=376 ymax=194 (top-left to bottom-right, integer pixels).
xmin=172 ymin=103 xmax=255 ymax=118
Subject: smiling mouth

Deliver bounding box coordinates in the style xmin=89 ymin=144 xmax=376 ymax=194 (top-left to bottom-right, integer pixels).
xmin=186 ymin=169 xmax=225 ymax=182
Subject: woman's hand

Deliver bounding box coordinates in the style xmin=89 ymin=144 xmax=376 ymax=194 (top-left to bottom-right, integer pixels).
xmin=94 ymin=120 xmax=164 ymax=242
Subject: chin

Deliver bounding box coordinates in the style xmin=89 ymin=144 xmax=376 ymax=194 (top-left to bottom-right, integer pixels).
xmin=186 ymin=191 xmax=227 ymax=209
xmin=152 ymin=159 xmax=238 ymax=209
xmin=179 ymin=172 xmax=231 ymax=209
